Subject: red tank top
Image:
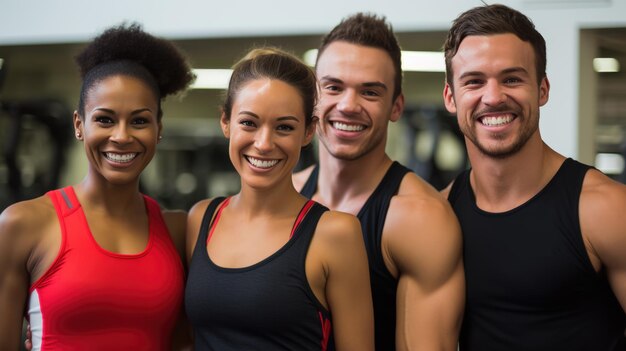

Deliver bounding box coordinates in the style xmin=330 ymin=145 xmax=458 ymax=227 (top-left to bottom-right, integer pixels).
xmin=27 ymin=186 xmax=184 ymax=350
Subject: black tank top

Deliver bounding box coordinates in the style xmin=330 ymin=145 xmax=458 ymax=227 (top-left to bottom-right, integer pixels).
xmin=448 ymin=158 xmax=626 ymax=351
xmin=185 ymin=197 xmax=334 ymax=351
xmin=301 ymin=161 xmax=411 ymax=351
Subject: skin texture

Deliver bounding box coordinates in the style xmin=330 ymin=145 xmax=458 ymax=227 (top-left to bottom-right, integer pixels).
xmin=186 ymin=78 xmax=375 ymax=350
xmin=441 ymin=32 xmax=626 ymax=322
xmin=293 ymin=41 xmax=465 ymax=350
xmin=0 ymin=75 xmax=189 ymax=350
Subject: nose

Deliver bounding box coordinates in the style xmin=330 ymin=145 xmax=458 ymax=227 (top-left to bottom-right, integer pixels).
xmin=254 ymin=127 xmax=274 ymax=153
xmin=336 ymin=89 xmax=362 ymax=115
xmin=110 ymin=125 xmax=133 ymax=144
xmin=482 ymin=80 xmax=507 ymax=106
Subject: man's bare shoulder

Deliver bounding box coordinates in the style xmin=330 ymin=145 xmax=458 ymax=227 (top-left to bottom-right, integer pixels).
xmin=384 ymin=173 xmax=462 ymax=277
xmin=396 ymin=172 xmax=453 ymax=211
xmin=292 ymin=165 xmax=315 ymax=192
xmin=580 ymin=169 xmax=626 ymax=231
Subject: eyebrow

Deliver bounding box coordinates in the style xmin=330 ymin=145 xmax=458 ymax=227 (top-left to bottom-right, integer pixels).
xmin=319 ymin=76 xmax=388 ymax=91
xmin=92 ymin=107 xmax=153 ymax=115
xmin=238 ymin=111 xmax=300 ymax=122
xmin=458 ymin=67 xmax=530 ymax=80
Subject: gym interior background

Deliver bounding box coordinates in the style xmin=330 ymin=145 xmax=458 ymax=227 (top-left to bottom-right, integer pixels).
xmin=1 ymin=0 xmax=625 ymax=213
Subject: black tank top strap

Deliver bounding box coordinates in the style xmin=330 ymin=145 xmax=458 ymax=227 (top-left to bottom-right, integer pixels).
xmin=193 ymin=197 xmax=227 ymax=257
xmin=447 ymin=168 xmax=471 ymax=205
xmin=300 ymin=164 xmax=319 ymax=198
xmin=357 ymin=161 xmax=410 ymax=219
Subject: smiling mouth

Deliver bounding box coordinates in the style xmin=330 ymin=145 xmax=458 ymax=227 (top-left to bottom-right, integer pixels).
xmin=246 ymin=156 xmax=280 ymax=169
xmin=104 ymin=152 xmax=138 ymax=163
xmin=332 ymin=121 xmax=366 ymax=132
xmin=479 ymin=115 xmax=515 ymax=126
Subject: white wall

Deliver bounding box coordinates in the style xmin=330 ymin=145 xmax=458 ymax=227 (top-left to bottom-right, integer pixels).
xmin=2 ymin=0 xmax=626 ymax=160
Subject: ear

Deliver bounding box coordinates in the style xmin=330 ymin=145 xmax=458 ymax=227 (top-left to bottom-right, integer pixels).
xmin=303 ymin=117 xmax=318 ymax=147
xmin=443 ymin=83 xmax=457 ymax=114
xmin=220 ymin=112 xmax=230 ymax=138
xmin=389 ymin=94 xmax=405 ymax=122
xmin=73 ymin=111 xmax=84 ymax=140
xmin=539 ymin=76 xmax=550 ymax=107
xmin=157 ymin=121 xmax=163 ymax=143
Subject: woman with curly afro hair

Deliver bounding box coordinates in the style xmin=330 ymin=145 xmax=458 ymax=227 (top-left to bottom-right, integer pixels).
xmin=0 ymin=23 xmax=194 ymax=350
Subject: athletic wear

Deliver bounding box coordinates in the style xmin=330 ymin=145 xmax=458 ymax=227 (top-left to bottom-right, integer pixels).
xmin=185 ymin=197 xmax=334 ymax=351
xmin=301 ymin=161 xmax=411 ymax=351
xmin=448 ymin=158 xmax=626 ymax=350
xmin=28 ymin=186 xmax=184 ymax=351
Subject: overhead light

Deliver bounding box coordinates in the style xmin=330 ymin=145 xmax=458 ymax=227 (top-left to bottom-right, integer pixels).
xmin=595 ymin=153 xmax=624 ymax=175
xmin=303 ymin=49 xmax=318 ymax=67
xmin=302 ymin=49 xmax=445 ymax=72
xmin=191 ymin=69 xmax=232 ymax=89
xmin=401 ymin=51 xmax=445 ymax=72
xmin=593 ymin=57 xmax=620 ymax=73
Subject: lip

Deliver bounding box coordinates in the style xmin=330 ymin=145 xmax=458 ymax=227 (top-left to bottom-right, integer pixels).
xmin=475 ymin=112 xmax=518 ymax=131
xmin=244 ymin=155 xmax=281 ymax=172
xmin=102 ymin=152 xmax=140 ymax=168
xmin=327 ymin=119 xmax=368 ymax=139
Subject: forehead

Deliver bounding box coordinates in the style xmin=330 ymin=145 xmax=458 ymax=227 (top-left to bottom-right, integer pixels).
xmin=86 ymin=75 xmax=158 ymax=106
xmin=451 ymin=34 xmax=537 ymax=79
xmin=234 ymin=78 xmax=305 ymax=118
xmin=316 ymin=41 xmax=395 ymax=85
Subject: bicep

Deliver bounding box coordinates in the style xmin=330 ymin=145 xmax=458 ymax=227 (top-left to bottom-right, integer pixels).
xmin=321 ymin=214 xmax=374 ymax=351
xmin=389 ymin=201 xmax=464 ymax=351
xmin=581 ymin=182 xmax=626 ymax=312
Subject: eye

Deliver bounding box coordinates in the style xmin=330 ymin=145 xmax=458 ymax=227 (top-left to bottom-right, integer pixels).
xmin=362 ymin=89 xmax=380 ymax=97
xmin=277 ymin=124 xmax=295 ymax=132
xmin=504 ymin=77 xmax=522 ymax=84
xmin=323 ymin=85 xmax=341 ymax=93
xmin=95 ymin=116 xmax=114 ymax=125
xmin=463 ymin=79 xmax=484 ymax=86
xmin=239 ymin=119 xmax=256 ymax=128
xmin=131 ymin=117 xmax=150 ymax=125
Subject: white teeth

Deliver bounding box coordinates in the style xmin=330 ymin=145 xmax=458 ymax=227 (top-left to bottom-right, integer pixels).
xmin=105 ymin=153 xmax=137 ymax=163
xmin=333 ymin=122 xmax=365 ymax=132
xmin=247 ymin=156 xmax=279 ymax=169
xmin=481 ymin=115 xmax=513 ymax=126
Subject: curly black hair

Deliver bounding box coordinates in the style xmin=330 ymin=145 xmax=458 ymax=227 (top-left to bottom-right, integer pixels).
xmin=75 ymin=23 xmax=195 ymax=119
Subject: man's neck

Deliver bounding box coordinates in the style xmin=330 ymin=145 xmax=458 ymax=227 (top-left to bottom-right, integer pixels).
xmin=315 ymin=147 xmax=393 ymax=214
xmin=467 ymin=136 xmax=564 ymax=212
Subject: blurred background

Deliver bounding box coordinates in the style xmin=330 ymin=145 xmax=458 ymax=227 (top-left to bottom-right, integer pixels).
xmin=1 ymin=0 xmax=625 ymax=212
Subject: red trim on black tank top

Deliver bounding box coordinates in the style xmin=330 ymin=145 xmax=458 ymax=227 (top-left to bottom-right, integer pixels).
xmin=207 ymin=199 xmax=315 ymax=243
xmin=207 ymin=197 xmax=231 ymax=243
xmin=290 ymin=200 xmax=315 ymax=239
xmin=318 ymin=311 xmax=331 ymax=351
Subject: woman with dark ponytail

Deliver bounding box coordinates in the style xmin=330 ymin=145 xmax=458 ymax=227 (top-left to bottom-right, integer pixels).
xmin=184 ymin=48 xmax=374 ymax=351
xmin=0 ymin=24 xmax=194 ymax=350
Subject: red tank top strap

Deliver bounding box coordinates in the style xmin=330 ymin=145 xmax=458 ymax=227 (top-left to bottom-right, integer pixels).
xmin=47 ymin=186 xmax=81 ymax=217
xmin=290 ymin=200 xmax=315 ymax=239
xmin=207 ymin=197 xmax=231 ymax=243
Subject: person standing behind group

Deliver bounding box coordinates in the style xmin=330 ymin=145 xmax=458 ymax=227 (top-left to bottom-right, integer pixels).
xmin=293 ymin=13 xmax=465 ymax=350
xmin=185 ymin=48 xmax=374 ymax=351
xmin=0 ymin=24 xmax=194 ymax=350
xmin=442 ymin=4 xmax=626 ymax=350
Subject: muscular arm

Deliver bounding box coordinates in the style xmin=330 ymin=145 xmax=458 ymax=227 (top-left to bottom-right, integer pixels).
xmin=315 ymin=212 xmax=375 ymax=351
xmin=386 ymin=194 xmax=465 ymax=351
xmin=0 ymin=204 xmax=37 ymax=350
xmin=580 ymin=170 xmax=626 ymax=312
